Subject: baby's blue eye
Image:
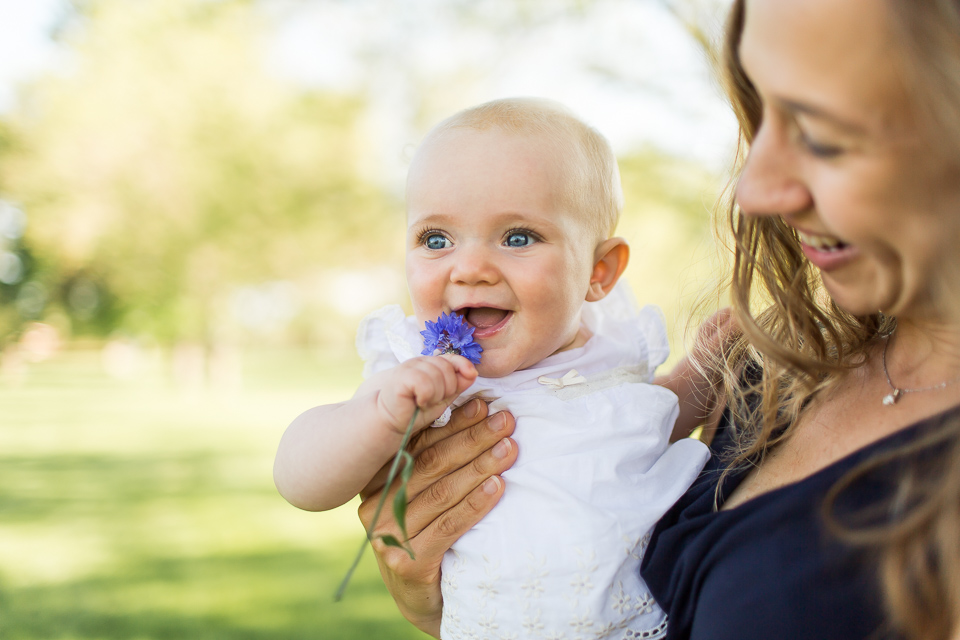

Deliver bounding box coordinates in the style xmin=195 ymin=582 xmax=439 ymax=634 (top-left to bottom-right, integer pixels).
xmin=505 ymin=231 xmax=535 ymax=247
xmin=425 ymin=234 xmax=451 ymax=250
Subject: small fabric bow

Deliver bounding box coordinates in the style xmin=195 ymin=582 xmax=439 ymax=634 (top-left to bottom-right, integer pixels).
xmin=538 ymin=369 xmax=587 ymax=389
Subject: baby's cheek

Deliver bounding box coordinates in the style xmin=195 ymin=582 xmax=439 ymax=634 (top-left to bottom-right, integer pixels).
xmin=406 ymin=289 xmax=436 ymax=322
xmin=405 ymin=266 xmax=437 ymax=312
xmin=546 ymin=288 xmax=587 ymax=325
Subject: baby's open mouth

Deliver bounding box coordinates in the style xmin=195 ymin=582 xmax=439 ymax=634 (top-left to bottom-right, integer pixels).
xmin=461 ymin=307 xmax=511 ymax=335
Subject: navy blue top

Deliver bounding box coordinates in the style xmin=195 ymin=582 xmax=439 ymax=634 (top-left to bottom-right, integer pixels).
xmin=641 ymin=402 xmax=959 ymax=640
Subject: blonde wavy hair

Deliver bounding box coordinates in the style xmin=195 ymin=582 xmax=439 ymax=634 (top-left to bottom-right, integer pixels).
xmin=715 ymin=1 xmax=960 ymax=639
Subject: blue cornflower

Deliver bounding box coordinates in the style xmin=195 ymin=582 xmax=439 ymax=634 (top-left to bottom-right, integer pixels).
xmin=420 ymin=311 xmax=483 ymax=364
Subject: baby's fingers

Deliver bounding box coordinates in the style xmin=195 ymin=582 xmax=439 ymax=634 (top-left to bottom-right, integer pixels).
xmin=437 ymin=353 xmax=478 ymax=392
xmin=411 ymin=356 xmax=473 ymax=410
xmin=429 ymin=355 xmax=473 ymax=403
xmin=398 ymin=359 xmax=455 ymax=411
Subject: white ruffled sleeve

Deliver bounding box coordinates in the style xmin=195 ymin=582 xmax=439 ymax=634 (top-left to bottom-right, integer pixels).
xmin=580 ymin=281 xmax=671 ymax=382
xmin=355 ymin=305 xmax=421 ymax=379
xmin=635 ymin=304 xmax=671 ymax=371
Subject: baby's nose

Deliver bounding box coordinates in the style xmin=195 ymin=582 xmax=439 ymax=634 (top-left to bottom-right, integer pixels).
xmin=450 ymin=244 xmax=501 ymax=285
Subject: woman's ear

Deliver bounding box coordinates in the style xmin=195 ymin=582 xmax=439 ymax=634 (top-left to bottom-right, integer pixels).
xmin=585 ymin=237 xmax=630 ymax=302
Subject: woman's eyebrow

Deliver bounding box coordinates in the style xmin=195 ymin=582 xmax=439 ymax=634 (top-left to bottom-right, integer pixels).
xmin=779 ymin=97 xmax=867 ymax=134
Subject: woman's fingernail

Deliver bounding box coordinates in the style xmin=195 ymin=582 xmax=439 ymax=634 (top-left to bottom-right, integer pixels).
xmin=465 ymin=399 xmax=480 ymax=418
xmin=492 ymin=438 xmax=511 ymax=459
xmin=482 ymin=476 xmax=502 ymax=495
xmin=488 ymin=411 xmax=506 ymax=431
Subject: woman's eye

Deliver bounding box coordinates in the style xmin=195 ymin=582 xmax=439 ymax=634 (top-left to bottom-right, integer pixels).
xmin=798 ymin=131 xmax=843 ymax=158
xmin=505 ymin=231 xmax=536 ymax=247
xmin=424 ymin=233 xmax=451 ymax=250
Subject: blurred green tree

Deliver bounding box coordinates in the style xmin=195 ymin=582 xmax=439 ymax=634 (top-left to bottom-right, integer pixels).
xmin=0 ymin=0 xmax=399 ymax=346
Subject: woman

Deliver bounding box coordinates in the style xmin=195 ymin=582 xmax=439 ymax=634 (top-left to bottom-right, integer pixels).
xmin=358 ymin=0 xmax=960 ymax=638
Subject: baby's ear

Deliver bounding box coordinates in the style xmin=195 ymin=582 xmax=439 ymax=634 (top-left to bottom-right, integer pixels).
xmin=585 ymin=237 xmax=630 ymax=302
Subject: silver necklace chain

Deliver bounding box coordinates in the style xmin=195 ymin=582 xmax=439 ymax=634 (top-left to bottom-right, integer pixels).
xmin=881 ymin=333 xmax=960 ymax=406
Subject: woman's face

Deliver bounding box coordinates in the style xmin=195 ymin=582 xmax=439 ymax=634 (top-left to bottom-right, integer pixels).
xmin=735 ymin=0 xmax=960 ymax=319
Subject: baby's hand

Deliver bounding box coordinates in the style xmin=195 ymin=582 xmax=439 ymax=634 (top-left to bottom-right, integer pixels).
xmin=376 ymin=355 xmax=478 ymax=435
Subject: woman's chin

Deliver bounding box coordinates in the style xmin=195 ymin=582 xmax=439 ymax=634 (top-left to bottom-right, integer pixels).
xmin=827 ymin=293 xmax=886 ymax=318
xmin=822 ymin=275 xmax=896 ymax=318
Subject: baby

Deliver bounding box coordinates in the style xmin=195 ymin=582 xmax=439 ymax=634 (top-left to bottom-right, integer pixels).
xmin=274 ymin=97 xmax=709 ymax=639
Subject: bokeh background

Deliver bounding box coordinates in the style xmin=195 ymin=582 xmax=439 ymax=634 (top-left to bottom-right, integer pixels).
xmin=0 ymin=1 xmax=735 ymax=637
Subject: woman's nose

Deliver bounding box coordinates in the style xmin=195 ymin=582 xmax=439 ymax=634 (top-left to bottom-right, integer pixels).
xmin=450 ymin=244 xmax=500 ymax=286
xmin=735 ymin=122 xmax=814 ymax=218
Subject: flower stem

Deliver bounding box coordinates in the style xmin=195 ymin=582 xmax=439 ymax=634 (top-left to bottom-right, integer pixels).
xmin=334 ymin=407 xmax=419 ymax=601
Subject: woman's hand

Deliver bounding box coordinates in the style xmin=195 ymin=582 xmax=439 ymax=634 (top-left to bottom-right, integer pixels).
xmin=358 ymin=398 xmax=517 ymax=638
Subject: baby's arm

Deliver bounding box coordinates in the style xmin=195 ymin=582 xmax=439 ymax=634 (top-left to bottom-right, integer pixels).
xmin=656 ymin=356 xmax=722 ymax=442
xmin=273 ymin=355 xmax=477 ymax=512
xmin=655 ymin=309 xmax=735 ymax=443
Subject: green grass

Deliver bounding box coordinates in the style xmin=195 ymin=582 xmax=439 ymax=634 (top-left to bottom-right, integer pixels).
xmin=0 ymin=346 xmax=431 ymax=639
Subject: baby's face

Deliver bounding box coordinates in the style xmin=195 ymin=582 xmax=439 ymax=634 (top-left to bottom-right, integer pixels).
xmin=405 ymin=129 xmax=598 ymax=378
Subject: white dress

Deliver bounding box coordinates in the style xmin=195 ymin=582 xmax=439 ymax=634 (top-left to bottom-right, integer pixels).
xmin=357 ymin=284 xmax=710 ymax=640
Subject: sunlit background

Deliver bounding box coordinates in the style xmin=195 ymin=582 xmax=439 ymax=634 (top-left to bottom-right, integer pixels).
xmin=0 ymin=1 xmax=735 ymax=637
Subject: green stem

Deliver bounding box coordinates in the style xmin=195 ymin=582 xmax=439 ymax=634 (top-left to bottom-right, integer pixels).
xmin=334 ymin=408 xmax=419 ymax=601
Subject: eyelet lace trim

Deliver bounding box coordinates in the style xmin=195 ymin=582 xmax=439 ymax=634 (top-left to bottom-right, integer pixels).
xmin=440 ymin=535 xmax=669 ymax=640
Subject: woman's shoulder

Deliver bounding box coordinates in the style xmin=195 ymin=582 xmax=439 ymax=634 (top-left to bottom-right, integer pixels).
xmin=642 ymin=401 xmax=960 ymax=640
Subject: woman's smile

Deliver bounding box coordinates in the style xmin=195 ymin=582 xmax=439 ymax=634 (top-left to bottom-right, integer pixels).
xmin=793 ymin=227 xmax=859 ymax=271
